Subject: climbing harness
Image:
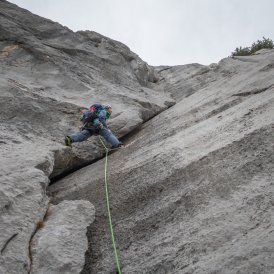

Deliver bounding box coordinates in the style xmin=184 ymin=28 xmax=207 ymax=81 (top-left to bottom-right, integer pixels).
xmin=99 ymin=136 xmax=122 ymax=274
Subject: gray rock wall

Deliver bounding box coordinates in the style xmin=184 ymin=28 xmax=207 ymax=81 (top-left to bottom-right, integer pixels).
xmin=30 ymin=200 xmax=95 ymax=274
xmin=1 ymin=1 xmax=274 ymax=274
xmin=0 ymin=1 xmax=173 ymax=273
xmin=51 ymin=49 xmax=274 ymax=274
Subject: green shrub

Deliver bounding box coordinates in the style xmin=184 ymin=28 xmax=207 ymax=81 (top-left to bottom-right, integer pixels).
xmin=231 ymin=37 xmax=274 ymax=56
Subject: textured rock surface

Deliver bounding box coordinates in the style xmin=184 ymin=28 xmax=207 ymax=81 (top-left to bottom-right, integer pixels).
xmin=0 ymin=1 xmax=172 ymax=273
xmin=0 ymin=168 xmax=49 ymax=274
xmin=1 ymin=1 xmax=274 ymax=274
xmin=154 ymin=63 xmax=213 ymax=101
xmin=51 ymin=49 xmax=274 ymax=274
xmin=0 ymin=0 xmax=174 ymax=176
xmin=30 ymin=200 xmax=95 ymax=274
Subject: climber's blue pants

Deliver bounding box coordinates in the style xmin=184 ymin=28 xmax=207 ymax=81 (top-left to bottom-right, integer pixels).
xmin=69 ymin=128 xmax=121 ymax=148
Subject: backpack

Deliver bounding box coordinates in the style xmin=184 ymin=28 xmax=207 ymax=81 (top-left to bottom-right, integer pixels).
xmin=81 ymin=103 xmax=104 ymax=126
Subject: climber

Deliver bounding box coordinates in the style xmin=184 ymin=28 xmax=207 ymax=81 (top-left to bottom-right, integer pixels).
xmin=65 ymin=103 xmax=123 ymax=149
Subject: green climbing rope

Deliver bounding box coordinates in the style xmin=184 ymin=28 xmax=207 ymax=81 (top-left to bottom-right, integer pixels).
xmin=99 ymin=137 xmax=122 ymax=274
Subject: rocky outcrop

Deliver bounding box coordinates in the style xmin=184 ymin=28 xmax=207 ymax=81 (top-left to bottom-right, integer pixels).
xmin=30 ymin=200 xmax=95 ymax=274
xmin=1 ymin=1 xmax=274 ymax=274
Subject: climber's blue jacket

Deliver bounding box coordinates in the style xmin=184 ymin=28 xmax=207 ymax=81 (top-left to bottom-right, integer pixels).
xmin=93 ymin=109 xmax=109 ymax=128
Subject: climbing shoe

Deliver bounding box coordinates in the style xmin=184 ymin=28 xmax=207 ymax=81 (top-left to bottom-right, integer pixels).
xmin=65 ymin=136 xmax=73 ymax=147
xmin=110 ymin=143 xmax=124 ymax=150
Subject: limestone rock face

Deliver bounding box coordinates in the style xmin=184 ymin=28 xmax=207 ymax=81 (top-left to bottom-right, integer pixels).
xmin=51 ymin=49 xmax=274 ymax=274
xmin=30 ymin=200 xmax=95 ymax=274
xmin=1 ymin=1 xmax=274 ymax=274
xmin=0 ymin=168 xmax=49 ymax=274
xmin=154 ymin=63 xmax=212 ymax=100
xmin=0 ymin=1 xmax=172 ymax=273
xmin=0 ymin=0 xmax=175 ymax=177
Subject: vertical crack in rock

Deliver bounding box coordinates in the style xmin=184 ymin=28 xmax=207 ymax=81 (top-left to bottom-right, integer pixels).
xmin=27 ymin=203 xmax=52 ymax=274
